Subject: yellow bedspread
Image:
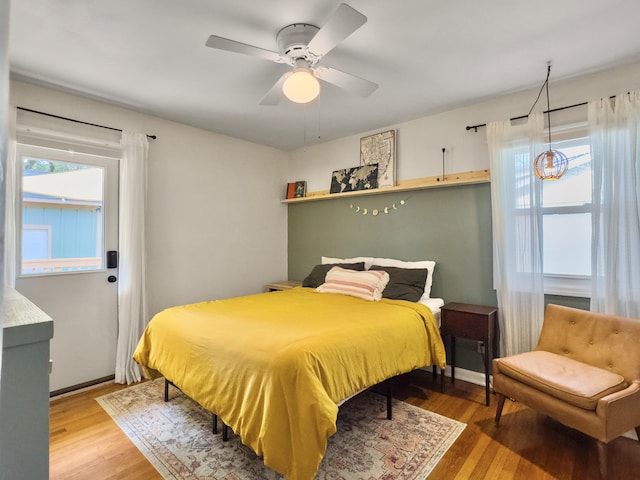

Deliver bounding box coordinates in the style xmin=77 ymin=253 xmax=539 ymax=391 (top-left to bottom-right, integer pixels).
xmin=133 ymin=287 xmax=445 ymax=480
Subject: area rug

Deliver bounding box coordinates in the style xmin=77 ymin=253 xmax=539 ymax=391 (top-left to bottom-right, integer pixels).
xmin=97 ymin=378 xmax=465 ymax=480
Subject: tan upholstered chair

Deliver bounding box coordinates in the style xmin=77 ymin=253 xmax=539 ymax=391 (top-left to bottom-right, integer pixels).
xmin=493 ymin=304 xmax=640 ymax=480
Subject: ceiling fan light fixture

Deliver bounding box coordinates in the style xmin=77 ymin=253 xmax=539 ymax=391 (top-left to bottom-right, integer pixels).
xmin=282 ymin=67 xmax=320 ymax=104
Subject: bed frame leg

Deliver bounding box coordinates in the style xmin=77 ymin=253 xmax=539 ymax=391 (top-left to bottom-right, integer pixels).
xmin=212 ymin=414 xmax=218 ymax=434
xmin=222 ymin=423 xmax=229 ymax=441
xmin=164 ymin=378 xmax=170 ymax=402
xmin=386 ymin=377 xmax=393 ymax=420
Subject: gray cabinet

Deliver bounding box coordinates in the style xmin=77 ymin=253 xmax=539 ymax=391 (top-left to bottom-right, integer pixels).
xmin=1 ymin=287 xmax=54 ymax=480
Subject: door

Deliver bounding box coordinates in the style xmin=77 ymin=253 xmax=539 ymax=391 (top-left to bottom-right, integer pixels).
xmin=15 ymin=144 xmax=119 ymax=393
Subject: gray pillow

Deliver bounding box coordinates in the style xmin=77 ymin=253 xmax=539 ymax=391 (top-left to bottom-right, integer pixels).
xmin=369 ymin=265 xmax=428 ymax=302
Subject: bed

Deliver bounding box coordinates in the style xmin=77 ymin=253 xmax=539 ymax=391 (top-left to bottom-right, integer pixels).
xmin=133 ymin=258 xmax=446 ymax=480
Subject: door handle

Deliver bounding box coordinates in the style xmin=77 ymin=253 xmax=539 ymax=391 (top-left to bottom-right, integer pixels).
xmin=107 ymin=275 xmax=117 ymax=283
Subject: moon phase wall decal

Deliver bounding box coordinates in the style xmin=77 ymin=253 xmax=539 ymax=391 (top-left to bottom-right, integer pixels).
xmin=349 ymin=199 xmax=406 ymax=216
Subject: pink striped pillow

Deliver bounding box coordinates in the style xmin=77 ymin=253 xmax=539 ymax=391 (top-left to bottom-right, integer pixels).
xmin=316 ymin=266 xmax=390 ymax=301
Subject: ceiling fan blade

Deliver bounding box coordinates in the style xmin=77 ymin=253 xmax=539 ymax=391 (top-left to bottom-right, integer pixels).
xmin=314 ymin=66 xmax=378 ymax=97
xmin=307 ymin=3 xmax=367 ymax=57
xmin=259 ymin=71 xmax=292 ymax=105
xmin=206 ymin=35 xmax=286 ymax=63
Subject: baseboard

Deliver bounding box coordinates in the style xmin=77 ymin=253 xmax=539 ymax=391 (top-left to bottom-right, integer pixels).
xmin=50 ymin=375 xmax=116 ymax=399
xmin=422 ymin=365 xmax=488 ymax=387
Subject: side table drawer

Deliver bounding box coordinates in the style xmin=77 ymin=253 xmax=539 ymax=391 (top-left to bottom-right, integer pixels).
xmin=442 ymin=311 xmax=488 ymax=341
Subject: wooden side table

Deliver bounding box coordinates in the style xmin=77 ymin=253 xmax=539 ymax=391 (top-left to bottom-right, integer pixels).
xmin=440 ymin=302 xmax=498 ymax=406
xmin=266 ymin=280 xmax=302 ymax=292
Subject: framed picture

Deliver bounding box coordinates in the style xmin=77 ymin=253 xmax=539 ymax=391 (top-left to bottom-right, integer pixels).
xmin=330 ymin=164 xmax=378 ymax=194
xmin=360 ymin=129 xmax=396 ymax=188
xmin=285 ymin=181 xmax=307 ymax=199
xmin=294 ymin=180 xmax=306 ymax=198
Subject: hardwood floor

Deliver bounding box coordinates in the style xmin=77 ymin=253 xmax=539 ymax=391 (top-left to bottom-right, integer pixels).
xmin=49 ymin=371 xmax=640 ymax=479
xmin=50 ymin=382 xmax=162 ymax=480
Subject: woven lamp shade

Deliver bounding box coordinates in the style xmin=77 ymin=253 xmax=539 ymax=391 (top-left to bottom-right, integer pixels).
xmin=533 ymin=149 xmax=568 ymax=180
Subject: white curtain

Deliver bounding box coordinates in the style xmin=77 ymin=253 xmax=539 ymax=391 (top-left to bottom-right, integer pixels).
xmin=589 ymin=91 xmax=640 ymax=318
xmin=115 ymin=131 xmax=149 ymax=384
xmin=487 ymin=113 xmax=546 ymax=356
xmin=4 ymin=105 xmax=17 ymax=288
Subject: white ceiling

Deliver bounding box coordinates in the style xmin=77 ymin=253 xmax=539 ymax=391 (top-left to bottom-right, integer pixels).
xmin=9 ymin=0 xmax=640 ymax=151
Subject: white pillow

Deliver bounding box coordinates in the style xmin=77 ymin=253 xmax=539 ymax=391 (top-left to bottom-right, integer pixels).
xmin=316 ymin=266 xmax=390 ymax=301
xmin=368 ymin=257 xmax=436 ymax=299
xmin=322 ymin=256 xmax=374 ymax=270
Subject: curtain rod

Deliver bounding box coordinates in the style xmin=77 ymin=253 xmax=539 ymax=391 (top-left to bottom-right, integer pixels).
xmin=17 ymin=106 xmax=157 ymax=140
xmin=465 ymin=93 xmax=624 ymax=132
xmin=465 ymin=100 xmax=591 ymax=132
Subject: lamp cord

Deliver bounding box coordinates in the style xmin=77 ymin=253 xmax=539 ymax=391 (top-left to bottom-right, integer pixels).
xmin=544 ymin=68 xmax=552 ymax=146
xmin=527 ymin=64 xmax=551 ymax=117
xmin=526 ymin=64 xmax=552 ymax=147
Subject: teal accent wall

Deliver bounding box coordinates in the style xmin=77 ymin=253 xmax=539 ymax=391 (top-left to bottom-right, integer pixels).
xmin=288 ymin=183 xmax=497 ymax=306
xmin=288 ymin=183 xmax=495 ymax=373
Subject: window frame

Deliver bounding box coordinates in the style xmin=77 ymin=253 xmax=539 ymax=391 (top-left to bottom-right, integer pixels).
xmin=16 ymin=143 xmax=111 ymax=278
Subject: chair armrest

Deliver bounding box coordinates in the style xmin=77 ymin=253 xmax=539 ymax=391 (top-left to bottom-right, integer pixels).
xmin=596 ymin=381 xmax=640 ymax=440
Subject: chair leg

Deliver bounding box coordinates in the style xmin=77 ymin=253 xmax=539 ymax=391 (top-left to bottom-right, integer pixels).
xmin=635 ymin=426 xmax=640 ymax=441
xmin=597 ymin=441 xmax=608 ymax=480
xmin=494 ymin=393 xmax=506 ymax=426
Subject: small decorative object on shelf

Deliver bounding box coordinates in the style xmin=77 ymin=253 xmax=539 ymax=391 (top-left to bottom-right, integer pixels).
xmin=330 ymin=164 xmax=378 ymax=193
xmin=286 ymin=181 xmax=307 ymax=199
xmin=294 ymin=181 xmax=307 ymax=198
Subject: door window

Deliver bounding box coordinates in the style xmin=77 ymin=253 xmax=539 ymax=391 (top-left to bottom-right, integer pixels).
xmin=19 ymin=148 xmax=106 ymax=276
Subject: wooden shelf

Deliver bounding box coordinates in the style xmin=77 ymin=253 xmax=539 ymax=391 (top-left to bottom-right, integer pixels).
xmin=281 ymin=169 xmax=491 ymax=203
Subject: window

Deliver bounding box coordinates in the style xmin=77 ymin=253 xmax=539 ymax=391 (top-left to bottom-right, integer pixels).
xmin=19 ymin=146 xmax=106 ymax=276
xmin=540 ymin=127 xmax=592 ymax=296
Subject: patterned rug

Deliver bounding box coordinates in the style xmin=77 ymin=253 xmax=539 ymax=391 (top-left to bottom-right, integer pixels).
xmin=97 ymin=378 xmax=465 ymax=480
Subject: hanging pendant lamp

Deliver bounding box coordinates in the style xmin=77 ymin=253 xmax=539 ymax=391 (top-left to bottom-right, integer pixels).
xmin=532 ymin=65 xmax=568 ymax=180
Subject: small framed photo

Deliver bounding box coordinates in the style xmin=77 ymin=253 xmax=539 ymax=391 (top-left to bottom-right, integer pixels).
xmin=360 ymin=129 xmax=396 ymax=188
xmin=294 ymin=181 xmax=307 ymax=198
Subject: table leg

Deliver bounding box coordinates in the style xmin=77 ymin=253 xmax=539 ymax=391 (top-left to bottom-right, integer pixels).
xmin=451 ymin=336 xmax=456 ymax=384
xmin=484 ymin=339 xmax=491 ymax=406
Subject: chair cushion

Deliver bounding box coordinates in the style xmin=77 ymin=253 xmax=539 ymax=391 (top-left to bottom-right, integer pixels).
xmin=496 ymin=351 xmax=628 ymax=410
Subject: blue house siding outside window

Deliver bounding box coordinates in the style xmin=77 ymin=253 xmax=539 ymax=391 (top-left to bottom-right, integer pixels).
xmin=23 ymin=204 xmax=100 ymax=261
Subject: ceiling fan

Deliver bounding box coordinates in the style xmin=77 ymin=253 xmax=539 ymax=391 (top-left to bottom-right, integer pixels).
xmin=205 ymin=3 xmax=378 ymax=105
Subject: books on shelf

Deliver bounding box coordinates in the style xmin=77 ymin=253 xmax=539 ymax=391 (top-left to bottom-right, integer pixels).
xmin=285 ymin=181 xmax=306 ymax=199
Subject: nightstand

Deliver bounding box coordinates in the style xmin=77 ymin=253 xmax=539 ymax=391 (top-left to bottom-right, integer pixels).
xmin=266 ymin=280 xmax=302 ymax=292
xmin=440 ymin=302 xmax=498 ymax=406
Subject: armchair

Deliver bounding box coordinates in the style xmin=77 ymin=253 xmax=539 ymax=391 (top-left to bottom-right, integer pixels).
xmin=493 ymin=304 xmax=640 ymax=479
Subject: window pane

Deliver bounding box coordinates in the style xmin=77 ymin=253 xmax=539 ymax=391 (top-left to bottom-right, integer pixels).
xmin=543 ymin=213 xmax=591 ymax=276
xmin=21 ymin=156 xmax=104 ymax=275
xmin=543 ymin=142 xmax=591 ymax=207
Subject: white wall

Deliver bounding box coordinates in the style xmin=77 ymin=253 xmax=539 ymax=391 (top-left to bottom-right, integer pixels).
xmin=288 ymin=62 xmax=640 ymax=191
xmin=10 ymin=80 xmax=289 ymax=316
